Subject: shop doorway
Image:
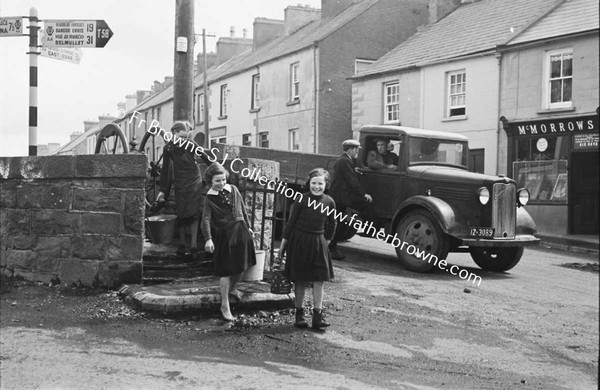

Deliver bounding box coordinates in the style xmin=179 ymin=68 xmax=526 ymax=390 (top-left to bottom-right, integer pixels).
xmin=570 ymin=152 xmax=599 ymax=234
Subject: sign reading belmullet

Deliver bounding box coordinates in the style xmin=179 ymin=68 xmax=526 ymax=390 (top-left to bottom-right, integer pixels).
xmin=43 ymin=19 xmax=113 ymax=48
xmin=503 ymin=114 xmax=598 ymax=138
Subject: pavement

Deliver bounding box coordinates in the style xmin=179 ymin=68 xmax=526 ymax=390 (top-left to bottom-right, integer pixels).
xmin=119 ymin=233 xmax=598 ymax=314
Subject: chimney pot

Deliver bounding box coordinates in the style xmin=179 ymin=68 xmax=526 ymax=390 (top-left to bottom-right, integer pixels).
xmin=230 ymin=26 xmax=235 ymax=37
xmin=242 ymin=28 xmax=247 ymax=38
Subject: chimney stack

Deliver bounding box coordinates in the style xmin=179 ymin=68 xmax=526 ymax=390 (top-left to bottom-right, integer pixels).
xmin=284 ymin=5 xmax=321 ymax=35
xmin=242 ymin=28 xmax=247 ymax=38
xmin=253 ymin=18 xmax=284 ymax=51
xmin=428 ymin=0 xmax=461 ymax=24
xmin=230 ymin=26 xmax=235 ymax=37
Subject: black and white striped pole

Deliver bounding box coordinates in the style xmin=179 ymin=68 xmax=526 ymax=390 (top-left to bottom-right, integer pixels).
xmin=27 ymin=7 xmax=39 ymax=156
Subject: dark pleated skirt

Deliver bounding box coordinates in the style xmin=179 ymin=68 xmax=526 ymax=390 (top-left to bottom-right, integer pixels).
xmin=285 ymin=230 xmax=334 ymax=282
xmin=213 ymin=221 xmax=256 ymax=277
xmin=173 ymin=168 xmax=203 ymax=227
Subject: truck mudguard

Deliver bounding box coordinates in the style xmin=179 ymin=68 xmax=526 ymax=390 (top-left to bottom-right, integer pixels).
xmin=516 ymin=206 xmax=537 ymax=235
xmin=392 ymin=195 xmax=463 ymax=235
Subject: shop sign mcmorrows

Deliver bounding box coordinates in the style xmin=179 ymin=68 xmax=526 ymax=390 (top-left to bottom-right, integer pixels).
xmin=504 ymin=114 xmax=599 ymax=138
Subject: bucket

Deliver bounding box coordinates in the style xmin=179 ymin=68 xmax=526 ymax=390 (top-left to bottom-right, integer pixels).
xmin=243 ymin=250 xmax=266 ymax=281
xmin=146 ymin=215 xmax=177 ymax=244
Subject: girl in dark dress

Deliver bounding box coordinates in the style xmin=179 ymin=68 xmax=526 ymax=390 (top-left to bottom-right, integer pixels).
xmin=201 ymin=163 xmax=256 ymax=321
xmin=278 ymin=168 xmax=337 ymax=329
xmin=157 ymin=121 xmax=211 ymax=259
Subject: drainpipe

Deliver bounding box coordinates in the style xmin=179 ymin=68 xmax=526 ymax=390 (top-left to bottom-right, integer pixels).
xmin=495 ymin=51 xmax=503 ymax=176
xmin=313 ymin=42 xmax=319 ymax=154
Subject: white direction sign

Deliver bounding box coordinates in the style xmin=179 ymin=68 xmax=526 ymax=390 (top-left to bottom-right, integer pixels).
xmin=0 ymin=17 xmax=23 ymax=36
xmin=43 ymin=19 xmax=113 ymax=48
xmin=40 ymin=47 xmax=83 ymax=64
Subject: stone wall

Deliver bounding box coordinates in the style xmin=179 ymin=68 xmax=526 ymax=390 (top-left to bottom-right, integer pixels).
xmin=0 ymin=154 xmax=147 ymax=288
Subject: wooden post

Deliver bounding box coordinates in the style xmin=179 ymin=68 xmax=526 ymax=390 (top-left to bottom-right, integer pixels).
xmin=173 ymin=0 xmax=194 ymax=124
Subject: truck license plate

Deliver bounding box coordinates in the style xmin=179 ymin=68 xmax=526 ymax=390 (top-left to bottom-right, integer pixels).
xmin=468 ymin=228 xmax=494 ymax=238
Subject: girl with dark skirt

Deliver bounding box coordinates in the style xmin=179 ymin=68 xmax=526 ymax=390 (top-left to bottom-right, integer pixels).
xmin=278 ymin=168 xmax=337 ymax=329
xmin=201 ymin=163 xmax=256 ymax=321
xmin=157 ymin=121 xmax=211 ymax=260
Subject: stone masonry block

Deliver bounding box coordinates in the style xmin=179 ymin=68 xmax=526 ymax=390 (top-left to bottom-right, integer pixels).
xmin=97 ymin=261 xmax=142 ymax=288
xmin=36 ymin=256 xmax=60 ymax=273
xmin=74 ymin=154 xmax=147 ymax=178
xmin=73 ymin=188 xmax=122 ymax=213
xmin=9 ymin=234 xmax=37 ymax=250
xmin=103 ymin=178 xmax=145 ymax=189
xmin=0 ymin=181 xmax=17 ymax=208
xmin=42 ymin=155 xmax=74 ymax=178
xmin=42 ymin=184 xmax=72 ymax=209
xmin=119 ymin=235 xmax=143 ymax=261
xmin=57 ymin=259 xmax=98 ymax=287
xmin=0 ymin=246 xmax=7 ymax=268
xmin=0 ymin=157 xmax=44 ymax=180
xmin=122 ymin=191 xmax=144 ymax=234
xmin=0 ymin=209 xmax=31 ymax=235
xmin=9 ymin=249 xmax=37 ymax=270
xmin=16 ymin=183 xmax=45 ymax=208
xmin=80 ymin=212 xmax=122 ymax=234
xmin=31 ymin=210 xmax=79 ymax=235
xmin=71 ymin=235 xmax=118 ymax=261
xmin=35 ymin=236 xmax=70 ymax=257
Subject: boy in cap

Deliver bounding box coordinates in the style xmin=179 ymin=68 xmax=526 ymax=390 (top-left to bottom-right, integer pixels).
xmin=328 ymin=139 xmax=372 ymax=260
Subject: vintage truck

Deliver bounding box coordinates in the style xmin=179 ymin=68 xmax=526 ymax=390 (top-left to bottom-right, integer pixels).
xmin=216 ymin=124 xmax=540 ymax=273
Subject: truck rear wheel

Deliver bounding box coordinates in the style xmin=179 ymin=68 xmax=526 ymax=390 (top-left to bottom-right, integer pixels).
xmin=395 ymin=209 xmax=449 ymax=272
xmin=469 ymin=247 xmax=524 ymax=272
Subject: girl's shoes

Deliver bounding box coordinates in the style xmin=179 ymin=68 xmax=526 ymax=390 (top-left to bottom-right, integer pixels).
xmin=294 ymin=308 xmax=308 ymax=328
xmin=312 ymin=309 xmax=330 ymax=329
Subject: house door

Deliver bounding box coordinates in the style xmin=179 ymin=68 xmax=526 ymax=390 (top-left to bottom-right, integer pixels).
xmin=468 ymin=149 xmax=485 ymax=173
xmin=570 ymin=152 xmax=599 ymax=234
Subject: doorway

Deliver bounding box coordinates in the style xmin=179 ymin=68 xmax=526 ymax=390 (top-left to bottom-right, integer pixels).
xmin=468 ymin=149 xmax=485 ymax=173
xmin=570 ymin=151 xmax=599 ymax=234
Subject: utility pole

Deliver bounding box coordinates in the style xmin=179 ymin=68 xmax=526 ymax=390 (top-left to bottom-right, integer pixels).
xmin=173 ymin=0 xmax=194 ymax=125
xmin=201 ymin=28 xmax=214 ymax=148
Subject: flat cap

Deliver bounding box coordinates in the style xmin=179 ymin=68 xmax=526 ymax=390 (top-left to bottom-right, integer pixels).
xmin=342 ymin=139 xmax=360 ymax=147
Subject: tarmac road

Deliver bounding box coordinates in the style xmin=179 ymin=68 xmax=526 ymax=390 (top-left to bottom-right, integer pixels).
xmin=1 ymin=238 xmax=598 ymax=389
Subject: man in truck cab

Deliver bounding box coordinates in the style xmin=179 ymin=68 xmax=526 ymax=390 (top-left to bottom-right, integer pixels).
xmin=328 ymin=139 xmax=373 ymax=260
xmin=367 ymin=138 xmax=398 ymax=170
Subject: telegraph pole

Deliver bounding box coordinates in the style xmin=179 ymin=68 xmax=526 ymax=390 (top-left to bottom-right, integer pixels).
xmin=201 ymin=28 xmax=214 ymax=148
xmin=173 ymin=0 xmax=194 ymax=124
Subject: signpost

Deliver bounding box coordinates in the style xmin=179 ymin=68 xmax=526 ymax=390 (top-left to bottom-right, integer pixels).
xmin=0 ymin=16 xmax=23 ymax=36
xmin=42 ymin=19 xmax=113 ymax=48
xmin=40 ymin=47 xmax=83 ymax=64
xmin=0 ymin=9 xmax=114 ymax=155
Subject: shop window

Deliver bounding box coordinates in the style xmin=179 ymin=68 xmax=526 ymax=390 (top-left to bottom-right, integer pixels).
xmin=544 ymin=49 xmax=572 ymax=109
xmin=447 ymin=70 xmax=466 ymax=117
xmin=513 ymin=136 xmax=569 ymax=204
xmin=384 ymin=81 xmax=400 ymax=123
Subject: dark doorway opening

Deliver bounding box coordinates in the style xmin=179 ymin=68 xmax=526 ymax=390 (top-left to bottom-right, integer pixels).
xmin=570 ymin=151 xmax=599 ymax=234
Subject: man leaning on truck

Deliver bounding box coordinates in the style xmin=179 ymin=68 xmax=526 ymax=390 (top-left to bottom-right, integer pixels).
xmin=328 ymin=139 xmax=373 ymax=260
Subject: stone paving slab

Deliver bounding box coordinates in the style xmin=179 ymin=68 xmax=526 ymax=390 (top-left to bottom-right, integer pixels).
xmin=119 ymin=276 xmax=294 ymax=314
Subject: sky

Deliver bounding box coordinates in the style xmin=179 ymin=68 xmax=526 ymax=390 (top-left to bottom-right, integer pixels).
xmin=0 ymin=0 xmax=322 ymax=156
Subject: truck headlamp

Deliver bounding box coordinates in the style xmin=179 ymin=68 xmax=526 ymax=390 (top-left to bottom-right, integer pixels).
xmin=517 ymin=188 xmax=530 ymax=206
xmin=477 ymin=187 xmax=490 ymax=205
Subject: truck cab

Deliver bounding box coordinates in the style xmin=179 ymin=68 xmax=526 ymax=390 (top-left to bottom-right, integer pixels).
xmin=355 ymin=125 xmax=539 ymax=272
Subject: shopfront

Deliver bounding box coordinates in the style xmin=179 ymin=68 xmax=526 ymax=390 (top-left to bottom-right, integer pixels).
xmin=502 ymin=112 xmax=599 ymax=235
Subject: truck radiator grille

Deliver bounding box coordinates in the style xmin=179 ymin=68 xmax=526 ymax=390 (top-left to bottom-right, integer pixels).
xmin=492 ymin=183 xmax=516 ymax=238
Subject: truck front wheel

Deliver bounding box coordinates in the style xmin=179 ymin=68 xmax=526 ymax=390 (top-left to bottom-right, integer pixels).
xmin=469 ymin=247 xmax=524 ymax=272
xmin=395 ymin=209 xmax=449 ymax=272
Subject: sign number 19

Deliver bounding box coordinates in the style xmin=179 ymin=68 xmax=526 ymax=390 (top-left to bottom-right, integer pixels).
xmin=87 ymin=23 xmax=94 ymax=32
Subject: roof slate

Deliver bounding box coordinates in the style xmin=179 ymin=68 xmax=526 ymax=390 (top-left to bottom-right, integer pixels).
xmin=354 ymin=0 xmax=562 ymax=78
xmin=509 ymin=0 xmax=599 ymax=45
